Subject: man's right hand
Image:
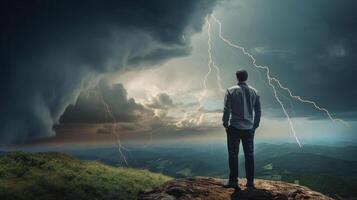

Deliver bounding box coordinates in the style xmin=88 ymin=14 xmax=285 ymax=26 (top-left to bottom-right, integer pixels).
xmin=250 ymin=128 xmax=256 ymax=134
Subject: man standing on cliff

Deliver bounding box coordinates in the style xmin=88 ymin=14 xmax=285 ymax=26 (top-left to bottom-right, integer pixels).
xmin=222 ymin=69 xmax=261 ymax=190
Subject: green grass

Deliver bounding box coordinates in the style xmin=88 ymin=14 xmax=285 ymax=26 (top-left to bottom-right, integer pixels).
xmin=0 ymin=151 xmax=170 ymax=200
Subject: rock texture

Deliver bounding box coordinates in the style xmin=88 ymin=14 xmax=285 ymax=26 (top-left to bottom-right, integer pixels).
xmin=138 ymin=177 xmax=334 ymax=200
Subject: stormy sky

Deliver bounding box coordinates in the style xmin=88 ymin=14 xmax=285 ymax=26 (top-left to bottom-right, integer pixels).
xmin=1 ymin=0 xmax=357 ymax=146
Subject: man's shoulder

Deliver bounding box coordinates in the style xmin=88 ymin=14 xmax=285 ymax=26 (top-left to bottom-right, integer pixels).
xmin=226 ymin=85 xmax=258 ymax=93
xmin=248 ymin=85 xmax=258 ymax=94
xmin=226 ymin=85 xmax=241 ymax=93
xmin=227 ymin=85 xmax=240 ymax=90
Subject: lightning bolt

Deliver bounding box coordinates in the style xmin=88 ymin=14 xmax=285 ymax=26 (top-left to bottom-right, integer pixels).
xmin=207 ymin=15 xmax=347 ymax=147
xmin=200 ymin=17 xmax=225 ymax=103
xmin=95 ymin=87 xmax=129 ymax=165
xmin=190 ymin=17 xmax=225 ymax=128
xmin=206 ymin=16 xmax=302 ymax=146
xmin=208 ymin=17 xmax=226 ymax=94
xmin=199 ymin=17 xmax=214 ymax=104
xmin=269 ymin=77 xmax=347 ymax=125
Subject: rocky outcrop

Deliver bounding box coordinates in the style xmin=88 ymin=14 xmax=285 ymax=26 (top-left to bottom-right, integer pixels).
xmin=138 ymin=177 xmax=334 ymax=200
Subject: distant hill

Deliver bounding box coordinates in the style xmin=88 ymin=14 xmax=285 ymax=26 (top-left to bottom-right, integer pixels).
xmin=256 ymin=152 xmax=357 ymax=198
xmin=255 ymin=143 xmax=357 ymax=161
xmin=0 ymin=151 xmax=170 ymax=200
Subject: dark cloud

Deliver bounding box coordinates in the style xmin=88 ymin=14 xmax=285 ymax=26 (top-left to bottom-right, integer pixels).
xmin=60 ymin=81 xmax=150 ymax=123
xmin=0 ymin=0 xmax=217 ymax=143
xmin=146 ymin=93 xmax=174 ymax=109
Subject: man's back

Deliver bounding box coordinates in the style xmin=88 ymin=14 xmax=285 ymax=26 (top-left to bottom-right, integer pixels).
xmin=222 ymin=82 xmax=261 ymax=130
xmin=223 ymin=69 xmax=261 ymax=189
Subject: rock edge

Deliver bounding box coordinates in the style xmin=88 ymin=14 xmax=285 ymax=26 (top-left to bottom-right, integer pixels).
xmin=138 ymin=177 xmax=334 ymax=200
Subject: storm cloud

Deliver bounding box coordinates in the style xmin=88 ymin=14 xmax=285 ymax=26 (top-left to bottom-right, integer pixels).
xmin=0 ymin=0 xmax=217 ymax=143
xmin=59 ymin=81 xmax=150 ymax=124
xmin=146 ymin=93 xmax=174 ymax=109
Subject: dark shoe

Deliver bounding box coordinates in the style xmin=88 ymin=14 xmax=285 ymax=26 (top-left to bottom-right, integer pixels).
xmin=223 ymin=181 xmax=241 ymax=190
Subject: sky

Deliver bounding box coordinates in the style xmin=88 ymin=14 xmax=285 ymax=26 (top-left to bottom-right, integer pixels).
xmin=1 ymin=0 xmax=357 ymax=147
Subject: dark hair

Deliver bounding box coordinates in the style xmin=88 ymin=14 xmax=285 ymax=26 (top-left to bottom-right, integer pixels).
xmin=236 ymin=69 xmax=248 ymax=82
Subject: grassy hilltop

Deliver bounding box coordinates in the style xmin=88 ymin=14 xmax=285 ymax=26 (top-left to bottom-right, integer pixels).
xmin=0 ymin=151 xmax=170 ymax=200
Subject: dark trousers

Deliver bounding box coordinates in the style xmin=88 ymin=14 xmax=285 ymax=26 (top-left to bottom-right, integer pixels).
xmin=226 ymin=126 xmax=255 ymax=183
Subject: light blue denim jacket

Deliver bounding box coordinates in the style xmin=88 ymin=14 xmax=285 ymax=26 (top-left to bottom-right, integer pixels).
xmin=222 ymin=82 xmax=261 ymax=130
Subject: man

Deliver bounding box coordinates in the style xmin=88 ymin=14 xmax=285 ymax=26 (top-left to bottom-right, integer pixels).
xmin=222 ymin=69 xmax=261 ymax=190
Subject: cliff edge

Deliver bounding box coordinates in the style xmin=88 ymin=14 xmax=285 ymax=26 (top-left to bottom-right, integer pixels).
xmin=138 ymin=177 xmax=334 ymax=200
